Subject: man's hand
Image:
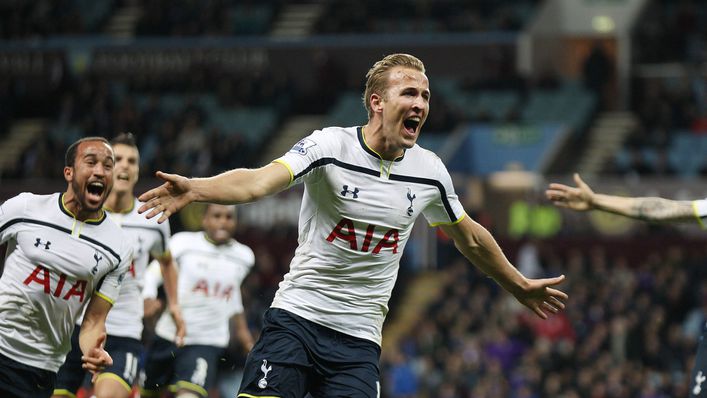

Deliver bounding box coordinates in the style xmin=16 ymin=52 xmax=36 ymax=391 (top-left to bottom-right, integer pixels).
xmin=169 ymin=304 xmax=187 ymax=347
xmin=511 ymin=275 xmax=568 ymax=320
xmin=138 ymin=171 xmax=194 ymax=223
xmin=81 ymin=333 xmax=113 ymax=382
xmin=545 ymin=173 xmax=595 ymax=211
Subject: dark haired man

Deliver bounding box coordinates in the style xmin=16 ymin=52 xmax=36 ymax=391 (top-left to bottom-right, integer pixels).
xmin=0 ymin=137 xmax=132 ymax=397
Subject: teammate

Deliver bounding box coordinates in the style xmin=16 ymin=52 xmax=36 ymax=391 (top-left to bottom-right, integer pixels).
xmin=140 ymin=203 xmax=255 ymax=398
xmin=139 ymin=53 xmax=568 ymax=397
xmin=546 ymin=173 xmax=707 ymax=397
xmin=0 ymin=137 xmax=133 ymax=397
xmin=52 ymin=133 xmax=185 ymax=398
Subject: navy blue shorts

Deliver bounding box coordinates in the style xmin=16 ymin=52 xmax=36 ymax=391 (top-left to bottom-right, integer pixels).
xmin=54 ymin=328 xmax=143 ymax=396
xmin=141 ymin=336 xmax=223 ymax=398
xmin=0 ymin=350 xmax=56 ymax=398
xmin=237 ymin=308 xmax=381 ymax=398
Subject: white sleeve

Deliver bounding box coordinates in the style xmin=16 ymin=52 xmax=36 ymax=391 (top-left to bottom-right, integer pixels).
xmin=142 ymin=259 xmax=164 ymax=299
xmin=274 ymin=129 xmax=336 ymax=186
xmin=149 ymin=219 xmax=172 ymax=259
xmin=0 ymin=193 xmax=30 ymax=244
xmin=96 ymin=239 xmax=133 ymax=305
xmin=421 ymin=157 xmax=466 ymax=226
xmin=693 ymin=199 xmax=707 ymax=228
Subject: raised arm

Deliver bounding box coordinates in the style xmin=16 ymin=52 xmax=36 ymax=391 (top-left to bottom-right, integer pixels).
xmin=546 ymin=173 xmax=695 ymax=222
xmin=139 ymin=162 xmax=292 ymax=223
xmin=440 ymin=216 xmax=567 ymax=319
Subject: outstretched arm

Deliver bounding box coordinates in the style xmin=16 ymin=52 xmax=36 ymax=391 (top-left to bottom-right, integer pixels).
xmin=139 ymin=162 xmax=292 ymax=223
xmin=440 ymin=216 xmax=567 ymax=319
xmin=546 ymin=173 xmax=695 ymax=222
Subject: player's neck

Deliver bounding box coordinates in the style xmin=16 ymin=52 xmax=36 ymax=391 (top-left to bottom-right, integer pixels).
xmin=104 ymin=190 xmax=135 ymax=213
xmin=61 ymin=192 xmax=104 ymax=222
xmin=362 ymin=123 xmax=404 ymax=161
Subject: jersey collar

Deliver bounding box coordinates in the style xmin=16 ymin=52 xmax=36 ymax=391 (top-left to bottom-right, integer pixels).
xmin=59 ymin=193 xmax=107 ymax=225
xmin=357 ymin=126 xmax=405 ymax=162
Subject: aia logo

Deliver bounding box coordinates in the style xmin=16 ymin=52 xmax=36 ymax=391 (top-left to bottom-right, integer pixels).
xmin=326 ymin=218 xmax=399 ymax=254
xmin=192 ymin=280 xmax=234 ymax=300
xmin=24 ymin=265 xmax=88 ymax=302
xmin=341 ymin=185 xmax=360 ymax=198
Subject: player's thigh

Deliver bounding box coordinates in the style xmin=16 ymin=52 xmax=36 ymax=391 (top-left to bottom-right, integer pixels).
xmin=140 ymin=336 xmax=177 ymax=393
xmin=309 ymin=325 xmax=381 ymax=398
xmin=237 ymin=309 xmax=313 ymax=398
xmin=172 ymin=345 xmax=223 ymax=398
xmin=0 ymin=351 xmax=56 ymax=398
xmin=53 ymin=328 xmax=86 ymax=396
xmin=94 ymin=336 xmax=143 ymax=398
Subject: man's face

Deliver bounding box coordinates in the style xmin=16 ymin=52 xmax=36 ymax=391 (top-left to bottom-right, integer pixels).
xmin=112 ymin=144 xmax=140 ymax=194
xmin=65 ymin=141 xmax=115 ymax=212
xmin=202 ymin=204 xmax=237 ymax=245
xmin=379 ymin=66 xmax=430 ymax=150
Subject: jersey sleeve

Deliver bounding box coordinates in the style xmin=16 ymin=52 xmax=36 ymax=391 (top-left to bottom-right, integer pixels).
xmin=0 ymin=193 xmax=30 ymax=244
xmin=693 ymin=199 xmax=707 ymax=228
xmin=421 ymin=157 xmax=466 ymax=226
xmin=274 ymin=129 xmax=335 ymax=186
xmin=142 ymin=259 xmax=164 ymax=299
xmin=149 ymin=219 xmax=172 ymax=259
xmin=95 ymin=238 xmax=133 ymax=305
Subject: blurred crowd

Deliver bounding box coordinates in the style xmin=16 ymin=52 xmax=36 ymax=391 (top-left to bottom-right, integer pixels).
xmin=380 ymin=238 xmax=707 ymax=398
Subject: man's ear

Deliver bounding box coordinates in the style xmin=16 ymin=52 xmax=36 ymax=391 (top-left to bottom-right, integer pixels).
xmin=64 ymin=166 xmax=73 ymax=182
xmin=370 ymin=93 xmax=384 ymax=114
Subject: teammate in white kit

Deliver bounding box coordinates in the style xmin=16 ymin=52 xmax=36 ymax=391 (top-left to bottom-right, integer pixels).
xmin=139 ymin=203 xmax=255 ymax=398
xmin=139 ymin=53 xmax=568 ymax=397
xmin=0 ymin=137 xmax=133 ymax=398
xmin=52 ymin=133 xmax=185 ymax=398
xmin=546 ymin=173 xmax=707 ymax=398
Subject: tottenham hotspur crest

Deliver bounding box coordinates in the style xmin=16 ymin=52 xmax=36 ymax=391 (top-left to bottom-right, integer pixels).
xmin=406 ymin=188 xmax=416 ymax=216
xmin=258 ymin=359 xmax=272 ymax=389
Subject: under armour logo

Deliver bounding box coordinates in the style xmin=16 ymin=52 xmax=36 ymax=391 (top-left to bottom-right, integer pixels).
xmin=34 ymin=238 xmax=51 ymax=250
xmin=341 ymin=185 xmax=360 ymax=198
xmin=406 ymin=188 xmax=416 ymax=216
xmin=694 ymin=370 xmax=706 ymax=395
xmin=92 ymin=252 xmax=103 ymax=275
xmin=258 ymin=359 xmax=272 ymax=389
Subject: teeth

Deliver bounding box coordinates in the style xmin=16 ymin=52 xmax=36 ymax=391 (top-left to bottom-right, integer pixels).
xmin=89 ymin=182 xmax=104 ymax=188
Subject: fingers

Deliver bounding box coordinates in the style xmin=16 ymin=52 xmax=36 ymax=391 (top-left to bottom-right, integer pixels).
xmin=573 ymin=172 xmax=584 ymax=187
xmin=532 ymin=305 xmax=548 ymax=320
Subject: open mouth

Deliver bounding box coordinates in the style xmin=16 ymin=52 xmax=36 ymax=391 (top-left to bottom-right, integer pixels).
xmin=86 ymin=181 xmax=106 ymax=200
xmin=116 ymin=173 xmax=130 ymax=182
xmin=403 ymin=117 xmax=420 ymax=134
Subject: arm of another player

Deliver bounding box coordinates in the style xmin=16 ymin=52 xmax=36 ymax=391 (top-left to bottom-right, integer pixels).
xmin=138 ymin=163 xmax=292 ymax=223
xmin=157 ymin=254 xmax=186 ymax=346
xmin=230 ymin=313 xmax=254 ymax=353
xmin=440 ymin=216 xmax=567 ymax=319
xmin=546 ymin=173 xmax=695 ymax=222
xmin=79 ymin=295 xmax=113 ymax=381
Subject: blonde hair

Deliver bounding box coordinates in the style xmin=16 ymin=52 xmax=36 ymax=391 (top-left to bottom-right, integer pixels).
xmin=362 ymin=53 xmax=426 ymax=119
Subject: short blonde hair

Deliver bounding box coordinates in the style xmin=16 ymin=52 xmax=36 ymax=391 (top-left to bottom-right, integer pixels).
xmin=362 ymin=53 xmax=426 ymax=119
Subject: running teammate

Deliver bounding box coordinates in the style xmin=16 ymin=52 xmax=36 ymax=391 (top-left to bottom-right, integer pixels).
xmin=140 ymin=203 xmax=255 ymax=398
xmin=546 ymin=173 xmax=707 ymax=398
xmin=53 ymin=133 xmax=185 ymax=398
xmin=0 ymin=137 xmax=132 ymax=397
xmin=139 ymin=53 xmax=568 ymax=397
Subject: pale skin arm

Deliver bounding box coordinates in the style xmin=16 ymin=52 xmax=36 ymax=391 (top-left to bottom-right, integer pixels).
xmin=79 ymin=296 xmax=113 ymax=382
xmin=157 ymin=254 xmax=186 ymax=346
xmin=230 ymin=313 xmax=255 ymax=353
xmin=546 ymin=173 xmax=696 ymax=222
xmin=440 ymin=216 xmax=567 ymax=319
xmin=138 ymin=163 xmax=292 ymax=223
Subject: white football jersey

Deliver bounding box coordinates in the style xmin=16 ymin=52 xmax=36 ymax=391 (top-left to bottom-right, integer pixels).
xmin=101 ymin=197 xmax=171 ymax=339
xmin=146 ymin=231 xmax=254 ymax=347
xmin=0 ymin=192 xmax=132 ymax=372
xmin=272 ymin=126 xmax=465 ymax=345
xmin=694 ymin=199 xmax=707 ymax=226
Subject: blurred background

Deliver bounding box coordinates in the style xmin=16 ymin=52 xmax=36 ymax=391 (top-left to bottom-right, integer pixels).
xmin=1 ymin=0 xmax=707 ymax=396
